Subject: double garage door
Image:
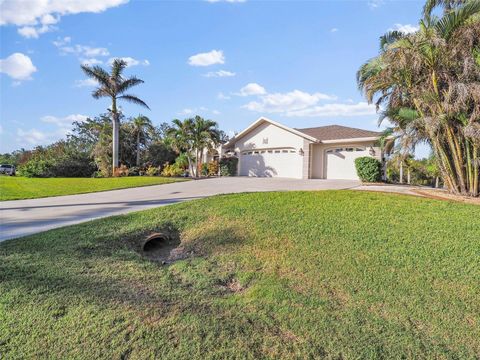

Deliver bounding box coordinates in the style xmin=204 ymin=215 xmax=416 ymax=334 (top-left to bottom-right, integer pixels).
xmin=324 ymin=147 xmax=369 ymax=180
xmin=239 ymin=148 xmax=302 ymax=178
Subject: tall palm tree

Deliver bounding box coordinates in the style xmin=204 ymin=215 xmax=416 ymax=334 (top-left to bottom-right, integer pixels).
xmin=81 ymin=59 xmax=149 ymax=173
xmin=167 ymin=116 xmax=220 ymax=178
xmin=131 ymin=115 xmax=154 ymax=166
xmin=357 ymin=0 xmax=480 ymax=196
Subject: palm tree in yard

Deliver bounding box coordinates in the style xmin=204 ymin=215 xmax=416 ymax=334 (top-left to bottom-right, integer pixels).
xmin=168 ymin=116 xmax=220 ymax=178
xmin=81 ymin=59 xmax=149 ymax=173
xmin=357 ymin=0 xmax=480 ymax=196
xmin=132 ymin=115 xmax=154 ymax=166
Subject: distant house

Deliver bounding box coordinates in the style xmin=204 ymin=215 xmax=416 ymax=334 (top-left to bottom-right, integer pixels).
xmin=222 ymin=117 xmax=384 ymax=180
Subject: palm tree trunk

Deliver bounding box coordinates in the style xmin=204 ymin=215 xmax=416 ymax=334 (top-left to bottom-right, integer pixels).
xmin=112 ymin=114 xmax=120 ymax=173
xmin=136 ymin=131 xmax=141 ymax=167
xmin=399 ymin=162 xmax=404 ymax=184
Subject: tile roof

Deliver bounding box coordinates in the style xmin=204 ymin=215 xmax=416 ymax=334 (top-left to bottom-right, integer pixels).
xmin=295 ymin=125 xmax=381 ymax=141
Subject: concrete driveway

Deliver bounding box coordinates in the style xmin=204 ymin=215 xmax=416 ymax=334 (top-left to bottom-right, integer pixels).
xmin=0 ymin=177 xmax=359 ymax=242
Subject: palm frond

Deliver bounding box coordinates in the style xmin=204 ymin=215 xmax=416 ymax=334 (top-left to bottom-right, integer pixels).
xmin=117 ymin=77 xmax=145 ymax=94
xmin=110 ymin=59 xmax=128 ymax=80
xmin=435 ymin=0 xmax=480 ymax=40
xmin=118 ymin=94 xmax=150 ymax=110
xmin=379 ymin=30 xmax=406 ymax=51
xmin=81 ymin=64 xmax=111 ymax=88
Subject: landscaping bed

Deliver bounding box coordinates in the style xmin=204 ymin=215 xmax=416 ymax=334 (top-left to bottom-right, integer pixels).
xmin=1 ymin=191 xmax=479 ymax=358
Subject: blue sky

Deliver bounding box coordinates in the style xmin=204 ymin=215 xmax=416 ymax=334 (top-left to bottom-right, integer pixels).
xmin=0 ymin=0 xmax=428 ymax=156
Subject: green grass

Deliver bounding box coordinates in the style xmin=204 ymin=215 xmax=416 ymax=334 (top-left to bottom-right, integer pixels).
xmin=1 ymin=191 xmax=479 ymax=359
xmin=0 ymin=176 xmax=188 ymax=201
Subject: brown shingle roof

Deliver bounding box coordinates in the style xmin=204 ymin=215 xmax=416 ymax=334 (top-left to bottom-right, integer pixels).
xmin=295 ymin=125 xmax=381 ymax=141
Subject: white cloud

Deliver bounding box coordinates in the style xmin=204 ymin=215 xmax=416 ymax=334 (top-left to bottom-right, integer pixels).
xmin=1 ymin=0 xmax=129 ymax=38
xmin=107 ymin=57 xmax=150 ymax=67
xmin=74 ymin=78 xmax=98 ymax=87
xmin=80 ymin=58 xmax=103 ymax=66
xmin=205 ymin=0 xmax=246 ymax=2
xmin=188 ymin=50 xmax=225 ymax=66
xmin=243 ymin=89 xmax=336 ymax=113
xmin=330 ymin=28 xmax=338 ymax=33
xmin=203 ymin=69 xmax=236 ymax=78
xmin=177 ymin=107 xmax=220 ymax=116
xmin=212 ymin=110 xmax=221 ymax=115
xmin=391 ymin=23 xmax=419 ymax=34
xmin=0 ymin=53 xmax=37 ymax=81
xmin=217 ymin=92 xmax=231 ymax=100
xmin=41 ymin=114 xmax=88 ymax=127
xmin=284 ymin=102 xmax=377 ymax=117
xmin=368 ymin=0 xmax=385 ymax=9
xmin=180 ymin=108 xmax=194 ymax=115
xmin=60 ymin=44 xmax=110 ymax=57
xmin=16 ymin=128 xmax=49 ymax=145
xmin=237 ymin=83 xmax=266 ymax=96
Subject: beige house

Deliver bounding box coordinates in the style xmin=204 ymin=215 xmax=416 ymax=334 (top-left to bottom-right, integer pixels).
xmin=222 ymin=117 xmax=383 ymax=180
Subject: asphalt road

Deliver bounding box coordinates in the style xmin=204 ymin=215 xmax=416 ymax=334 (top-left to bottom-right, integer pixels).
xmin=0 ymin=177 xmax=360 ymax=242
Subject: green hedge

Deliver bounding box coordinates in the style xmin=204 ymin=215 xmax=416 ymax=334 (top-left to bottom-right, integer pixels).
xmin=219 ymin=157 xmax=238 ymax=176
xmin=354 ymin=156 xmax=382 ymax=182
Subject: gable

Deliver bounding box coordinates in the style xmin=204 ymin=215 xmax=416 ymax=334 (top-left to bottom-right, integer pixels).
xmin=234 ymin=122 xmax=307 ymax=151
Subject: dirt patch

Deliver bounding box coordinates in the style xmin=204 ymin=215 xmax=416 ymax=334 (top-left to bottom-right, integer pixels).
xmin=140 ymin=231 xmax=193 ymax=264
xmin=219 ymin=277 xmax=245 ymax=294
xmin=413 ymin=189 xmax=480 ymax=205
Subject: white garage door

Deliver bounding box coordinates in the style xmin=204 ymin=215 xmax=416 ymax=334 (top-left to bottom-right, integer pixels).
xmin=325 ymin=147 xmax=369 ymax=180
xmin=239 ymin=148 xmax=302 ymax=178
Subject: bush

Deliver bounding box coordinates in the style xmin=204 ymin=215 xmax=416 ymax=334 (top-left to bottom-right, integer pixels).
xmin=355 ymin=157 xmax=382 ymax=182
xmin=18 ymin=159 xmax=54 ymax=178
xmin=219 ymin=157 xmax=238 ymax=176
xmin=161 ymin=163 xmax=183 ymax=177
xmin=201 ymin=163 xmax=209 ymax=176
xmin=128 ymin=167 xmax=141 ymax=176
xmin=207 ymin=161 xmax=219 ymax=176
xmin=113 ymin=165 xmax=129 ymax=177
xmin=146 ymin=165 xmax=159 ymax=176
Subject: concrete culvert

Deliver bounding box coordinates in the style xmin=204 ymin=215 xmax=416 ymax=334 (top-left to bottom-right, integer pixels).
xmin=141 ymin=231 xmax=187 ymax=264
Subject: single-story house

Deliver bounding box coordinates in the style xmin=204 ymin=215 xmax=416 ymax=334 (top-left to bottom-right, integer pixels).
xmin=221 ymin=117 xmax=384 ymax=180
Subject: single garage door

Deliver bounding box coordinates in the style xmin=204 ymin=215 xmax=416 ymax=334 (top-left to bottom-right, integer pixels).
xmin=325 ymin=147 xmax=369 ymax=180
xmin=239 ymin=148 xmax=302 ymax=178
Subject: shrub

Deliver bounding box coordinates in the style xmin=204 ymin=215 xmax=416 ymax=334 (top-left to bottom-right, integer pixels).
xmin=128 ymin=167 xmax=141 ymax=176
xmin=207 ymin=161 xmax=219 ymax=176
xmin=113 ymin=165 xmax=129 ymax=177
xmin=18 ymin=159 xmax=54 ymax=178
xmin=146 ymin=165 xmax=159 ymax=176
xmin=355 ymin=157 xmax=382 ymax=182
xmin=161 ymin=163 xmax=183 ymax=177
xmin=201 ymin=163 xmax=209 ymax=176
xmin=219 ymin=157 xmax=238 ymax=176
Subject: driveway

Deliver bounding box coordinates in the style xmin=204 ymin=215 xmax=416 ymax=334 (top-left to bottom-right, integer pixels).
xmin=0 ymin=177 xmax=359 ymax=242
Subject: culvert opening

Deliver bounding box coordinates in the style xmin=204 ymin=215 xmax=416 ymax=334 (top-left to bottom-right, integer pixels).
xmin=140 ymin=231 xmax=190 ymax=264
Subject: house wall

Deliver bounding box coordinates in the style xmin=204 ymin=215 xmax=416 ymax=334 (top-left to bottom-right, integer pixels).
xmin=311 ymin=141 xmax=382 ymax=179
xmin=232 ymin=122 xmax=308 ymax=179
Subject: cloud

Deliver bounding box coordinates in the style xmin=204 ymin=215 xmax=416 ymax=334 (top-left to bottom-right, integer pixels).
xmin=203 ymin=69 xmax=235 ymax=78
xmin=205 ymin=0 xmax=246 ymax=2
xmin=80 ymin=58 xmax=103 ymax=66
xmin=108 ymin=57 xmax=150 ymax=67
xmin=188 ymin=50 xmax=225 ymax=66
xmin=367 ymin=0 xmax=384 ymax=9
xmin=16 ymin=128 xmax=50 ymax=145
xmin=391 ymin=23 xmax=419 ymax=34
xmin=237 ymin=83 xmax=266 ymax=96
xmin=177 ymin=107 xmax=220 ymax=116
xmin=330 ymin=28 xmax=338 ymax=33
xmin=285 ymin=102 xmax=377 ymax=117
xmin=1 ymin=0 xmax=129 ymax=38
xmin=41 ymin=113 xmax=88 ymax=125
xmin=0 ymin=53 xmax=37 ymax=81
xmin=74 ymin=78 xmax=99 ymax=87
xmin=217 ymin=92 xmax=231 ymax=100
xmin=243 ymin=89 xmax=337 ymax=113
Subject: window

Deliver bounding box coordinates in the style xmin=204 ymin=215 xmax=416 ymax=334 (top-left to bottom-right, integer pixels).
xmin=282 ymin=150 xmax=288 ymax=153
xmin=268 ymin=150 xmax=273 ymax=153
xmin=274 ymin=150 xmax=280 ymax=153
xmin=335 ymin=148 xmax=343 ymax=152
xmin=346 ymin=148 xmax=354 ymax=152
xmin=253 ymin=151 xmax=259 ymax=154
xmin=248 ymin=151 xmax=253 ymax=155
xmin=326 ymin=150 xmax=333 ymax=154
xmin=260 ymin=150 xmax=266 ymax=154
xmin=355 ymin=148 xmax=364 ymax=152
xmin=289 ymin=150 xmax=296 ymax=153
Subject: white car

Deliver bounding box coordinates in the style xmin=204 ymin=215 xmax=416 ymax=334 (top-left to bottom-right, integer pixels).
xmin=0 ymin=164 xmax=16 ymax=176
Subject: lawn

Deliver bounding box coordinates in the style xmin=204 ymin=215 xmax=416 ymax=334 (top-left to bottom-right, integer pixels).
xmin=1 ymin=191 xmax=479 ymax=359
xmin=0 ymin=176 xmax=188 ymax=201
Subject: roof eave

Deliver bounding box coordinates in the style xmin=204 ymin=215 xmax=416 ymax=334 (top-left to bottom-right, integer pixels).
xmin=320 ymin=136 xmax=380 ymax=144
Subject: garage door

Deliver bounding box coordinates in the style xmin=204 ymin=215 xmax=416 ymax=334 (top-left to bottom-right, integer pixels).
xmin=239 ymin=148 xmax=302 ymax=178
xmin=325 ymin=147 xmax=369 ymax=180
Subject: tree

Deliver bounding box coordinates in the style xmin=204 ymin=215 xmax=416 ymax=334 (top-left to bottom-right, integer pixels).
xmin=167 ymin=116 xmax=221 ymax=178
xmin=357 ymin=0 xmax=480 ymax=196
xmin=131 ymin=115 xmax=154 ymax=166
xmin=81 ymin=59 xmax=149 ymax=172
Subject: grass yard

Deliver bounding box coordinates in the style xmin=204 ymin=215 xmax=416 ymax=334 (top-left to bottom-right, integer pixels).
xmin=0 ymin=176 xmax=188 ymax=201
xmin=1 ymin=191 xmax=479 ymax=359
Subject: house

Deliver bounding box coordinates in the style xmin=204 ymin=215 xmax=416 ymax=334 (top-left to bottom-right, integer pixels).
xmin=222 ymin=117 xmax=384 ymax=180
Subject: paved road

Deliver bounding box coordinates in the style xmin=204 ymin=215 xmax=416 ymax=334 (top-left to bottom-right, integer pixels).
xmin=0 ymin=177 xmax=360 ymax=242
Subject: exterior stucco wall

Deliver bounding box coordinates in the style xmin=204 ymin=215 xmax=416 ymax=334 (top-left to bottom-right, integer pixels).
xmin=311 ymin=141 xmax=382 ymax=179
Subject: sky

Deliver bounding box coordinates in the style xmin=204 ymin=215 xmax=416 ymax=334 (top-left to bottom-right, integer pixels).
xmin=0 ymin=0 xmax=429 ymax=157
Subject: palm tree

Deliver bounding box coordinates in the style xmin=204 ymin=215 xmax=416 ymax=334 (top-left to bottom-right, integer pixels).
xmin=357 ymin=0 xmax=480 ymax=196
xmin=131 ymin=115 xmax=154 ymax=166
xmin=81 ymin=59 xmax=149 ymax=173
xmin=167 ymin=116 xmax=220 ymax=178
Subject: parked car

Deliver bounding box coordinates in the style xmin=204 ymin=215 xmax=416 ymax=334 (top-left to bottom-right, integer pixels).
xmin=0 ymin=164 xmax=16 ymax=176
